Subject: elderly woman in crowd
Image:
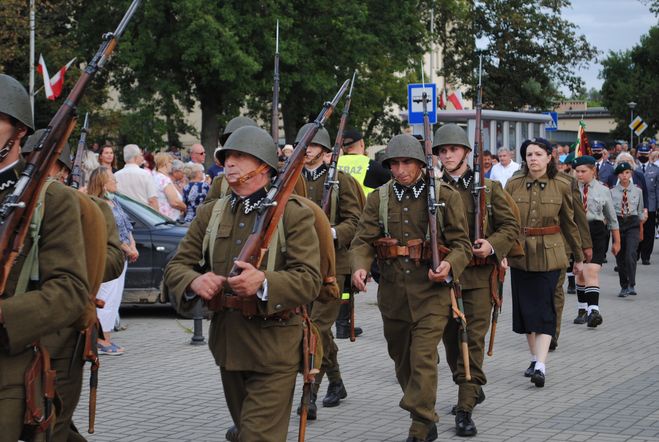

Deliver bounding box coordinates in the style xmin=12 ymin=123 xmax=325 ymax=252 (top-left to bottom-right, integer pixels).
xmin=153 ymin=152 xmax=186 ymax=220
xmin=181 ymin=162 xmax=210 ymax=223
xmin=171 ymin=159 xmax=187 ymax=194
xmin=505 ymin=138 xmax=584 ymax=388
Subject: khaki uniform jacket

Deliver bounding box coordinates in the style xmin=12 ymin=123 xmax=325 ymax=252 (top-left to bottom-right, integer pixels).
xmin=350 ymin=177 xmax=472 ymax=322
xmin=163 ymin=193 xmax=321 ymax=373
xmin=442 ymin=172 xmax=520 ymax=290
xmin=303 ymin=168 xmax=364 ymax=275
xmin=0 ymin=176 xmax=89 ymax=388
xmin=505 ymin=173 xmax=584 ymax=272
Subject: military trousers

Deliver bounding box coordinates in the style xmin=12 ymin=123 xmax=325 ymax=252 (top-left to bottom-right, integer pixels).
xmin=310 ymin=274 xmax=345 ymax=388
xmin=443 ymin=285 xmax=491 ymax=412
xmin=382 ymin=304 xmax=451 ymax=439
xmin=553 ymin=267 xmax=567 ymax=341
xmin=50 ymin=337 xmax=86 ymax=442
xmin=220 ymin=367 xmax=297 ymax=442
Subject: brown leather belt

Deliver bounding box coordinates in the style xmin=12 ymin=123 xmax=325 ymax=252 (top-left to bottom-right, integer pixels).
xmin=523 ymin=225 xmax=560 ymax=236
xmin=216 ymin=294 xmax=297 ymax=320
xmin=467 ymin=256 xmax=491 ymax=267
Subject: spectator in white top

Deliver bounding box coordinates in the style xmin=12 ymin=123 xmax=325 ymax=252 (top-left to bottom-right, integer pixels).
xmin=489 ymin=146 xmax=520 ymax=187
xmin=115 ymin=144 xmax=159 ymax=211
xmin=153 ymin=152 xmax=186 ymax=220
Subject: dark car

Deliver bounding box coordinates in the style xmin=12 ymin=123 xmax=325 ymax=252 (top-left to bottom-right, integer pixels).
xmin=115 ymin=193 xmax=187 ymax=309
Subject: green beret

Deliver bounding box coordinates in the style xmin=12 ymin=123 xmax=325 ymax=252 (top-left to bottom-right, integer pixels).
xmin=614 ymin=162 xmax=633 ymax=175
xmin=563 ymin=152 xmax=575 ymax=165
xmin=572 ymin=155 xmax=596 ymax=168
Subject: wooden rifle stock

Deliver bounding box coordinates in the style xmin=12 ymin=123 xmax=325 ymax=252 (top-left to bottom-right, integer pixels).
xmin=271 ymin=21 xmax=280 ymax=144
xmin=321 ymin=71 xmax=356 ymax=215
xmin=298 ymin=306 xmax=317 ymax=442
xmin=0 ymin=0 xmax=142 ymax=294
xmin=70 ymin=112 xmax=89 ymax=189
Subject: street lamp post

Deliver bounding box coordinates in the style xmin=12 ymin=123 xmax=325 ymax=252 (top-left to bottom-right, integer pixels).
xmin=628 ymin=101 xmax=637 ymax=149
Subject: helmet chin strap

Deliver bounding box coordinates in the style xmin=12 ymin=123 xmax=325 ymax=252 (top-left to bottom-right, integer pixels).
xmin=445 ymin=150 xmax=469 ymax=174
xmin=0 ymin=126 xmax=20 ymax=162
xmin=227 ymin=163 xmax=270 ymax=185
xmin=305 ymin=150 xmax=324 ymax=166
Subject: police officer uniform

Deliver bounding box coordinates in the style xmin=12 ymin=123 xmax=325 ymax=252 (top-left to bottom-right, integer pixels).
xmin=164 ymin=126 xmax=321 ymax=442
xmin=350 ymin=134 xmax=471 ymax=442
xmin=433 ymin=125 xmax=520 ymax=437
xmin=637 ymin=143 xmax=658 ymax=264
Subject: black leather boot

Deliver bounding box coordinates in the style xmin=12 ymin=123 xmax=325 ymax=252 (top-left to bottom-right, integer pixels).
xmin=225 ymin=425 xmax=239 ymax=442
xmin=296 ymin=391 xmax=317 ymax=420
xmin=322 ymin=379 xmax=347 ymax=407
xmin=455 ymin=410 xmax=477 ymax=437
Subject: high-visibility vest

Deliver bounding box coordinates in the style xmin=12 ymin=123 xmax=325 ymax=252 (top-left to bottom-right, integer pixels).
xmin=337 ymin=154 xmax=374 ymax=195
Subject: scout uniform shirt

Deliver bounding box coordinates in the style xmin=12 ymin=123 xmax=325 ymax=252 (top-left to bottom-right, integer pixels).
xmin=611 ymin=183 xmax=644 ymax=218
xmin=350 ymin=175 xmax=472 ymax=322
xmin=579 ymin=179 xmax=619 ymax=229
xmin=302 ymin=163 xmax=363 ymax=275
xmin=505 ymin=173 xmax=584 ymax=272
xmin=163 ymin=188 xmax=321 ymax=373
xmin=442 ymin=170 xmax=519 ymax=290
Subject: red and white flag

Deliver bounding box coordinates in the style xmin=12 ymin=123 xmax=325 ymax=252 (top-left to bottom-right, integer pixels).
xmin=439 ymin=87 xmax=447 ymax=110
xmin=37 ymin=55 xmax=76 ymax=100
xmin=447 ymin=89 xmax=464 ymax=110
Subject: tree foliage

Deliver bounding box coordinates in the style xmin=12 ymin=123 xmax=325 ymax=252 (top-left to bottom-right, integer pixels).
xmin=439 ymin=0 xmax=598 ymax=111
xmin=600 ymin=26 xmax=659 ymax=141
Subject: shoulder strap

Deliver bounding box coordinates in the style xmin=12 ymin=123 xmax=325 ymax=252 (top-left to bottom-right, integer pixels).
xmin=16 ymin=180 xmax=55 ymax=295
xmin=220 ymin=176 xmax=230 ymax=196
xmin=266 ymin=218 xmax=286 ymax=272
xmin=378 ymin=182 xmax=390 ymax=236
xmin=200 ymin=195 xmax=231 ymax=272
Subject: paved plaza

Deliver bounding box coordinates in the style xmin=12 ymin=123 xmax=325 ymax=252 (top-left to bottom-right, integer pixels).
xmin=74 ymin=248 xmax=659 ymax=441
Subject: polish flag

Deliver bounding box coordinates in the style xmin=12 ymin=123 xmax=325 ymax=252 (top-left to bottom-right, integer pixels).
xmin=37 ymin=55 xmax=76 ymax=100
xmin=447 ymin=89 xmax=464 ymax=110
xmin=439 ymin=87 xmax=447 ymax=110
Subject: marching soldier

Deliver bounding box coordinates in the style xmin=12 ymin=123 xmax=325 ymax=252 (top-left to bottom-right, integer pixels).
xmin=350 ymin=134 xmax=471 ymax=442
xmin=294 ymin=123 xmax=364 ymax=416
xmin=163 ymin=126 xmax=321 ymax=442
xmin=434 ymin=124 xmax=520 ymax=437
xmin=0 ymin=74 xmax=90 ymax=441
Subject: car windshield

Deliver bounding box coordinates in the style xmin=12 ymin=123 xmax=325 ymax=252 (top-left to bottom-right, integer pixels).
xmin=114 ymin=193 xmax=175 ymax=226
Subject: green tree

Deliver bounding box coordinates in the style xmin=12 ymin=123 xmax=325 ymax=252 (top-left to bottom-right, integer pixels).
xmin=439 ymin=0 xmax=598 ymax=111
xmin=600 ymin=26 xmax=659 ymax=141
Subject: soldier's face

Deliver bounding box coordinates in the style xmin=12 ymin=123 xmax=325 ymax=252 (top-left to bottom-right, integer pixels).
xmin=304 ymin=144 xmax=325 ymax=167
xmin=436 ymin=145 xmax=467 ymax=172
xmin=389 ymin=158 xmax=423 ymax=186
xmin=525 ymin=145 xmax=551 ymax=174
xmin=223 ymin=151 xmax=263 ymax=183
xmin=575 ymin=165 xmax=595 ymax=183
xmin=0 ymin=113 xmax=27 ymax=165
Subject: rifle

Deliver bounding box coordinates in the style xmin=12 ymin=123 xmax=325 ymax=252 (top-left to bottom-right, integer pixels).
xmin=298 ymin=306 xmax=318 ymax=442
xmin=70 ymin=112 xmax=89 ymax=189
xmin=321 ymin=71 xmax=356 ymax=215
xmin=271 ymin=20 xmax=280 ymax=145
xmin=0 ymin=0 xmax=142 ymax=294
xmin=420 ymin=67 xmax=471 ymax=380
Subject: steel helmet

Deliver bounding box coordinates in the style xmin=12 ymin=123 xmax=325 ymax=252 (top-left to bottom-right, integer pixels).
xmin=21 ymin=128 xmax=72 ymax=169
xmin=432 ymin=123 xmax=471 ymax=154
xmin=294 ymin=123 xmax=332 ymax=151
xmin=220 ymin=116 xmax=258 ymax=145
xmin=381 ymin=134 xmax=426 ymax=168
xmin=0 ymin=74 xmax=35 ymax=134
xmin=217 ymin=126 xmax=279 ymax=173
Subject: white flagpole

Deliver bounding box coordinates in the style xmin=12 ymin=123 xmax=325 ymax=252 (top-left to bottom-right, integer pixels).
xmin=29 ymin=0 xmax=36 ymax=115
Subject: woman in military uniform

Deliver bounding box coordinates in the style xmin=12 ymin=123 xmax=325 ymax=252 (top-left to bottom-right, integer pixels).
xmin=505 ymin=137 xmax=584 ymax=388
xmin=164 ymin=126 xmax=321 ymax=442
xmin=350 ymin=134 xmax=471 ymax=442
xmin=572 ymin=156 xmax=621 ymax=326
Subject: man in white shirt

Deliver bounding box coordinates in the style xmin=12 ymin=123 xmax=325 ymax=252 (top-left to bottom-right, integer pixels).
xmin=115 ymin=144 xmax=159 ymax=211
xmin=489 ymin=147 xmax=520 ymax=187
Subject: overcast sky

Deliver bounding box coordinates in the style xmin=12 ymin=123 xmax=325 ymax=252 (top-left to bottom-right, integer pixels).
xmin=562 ymin=0 xmax=657 ymax=92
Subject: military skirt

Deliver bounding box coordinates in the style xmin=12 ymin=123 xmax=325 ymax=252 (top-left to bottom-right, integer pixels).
xmin=510 ymin=268 xmax=560 ymax=335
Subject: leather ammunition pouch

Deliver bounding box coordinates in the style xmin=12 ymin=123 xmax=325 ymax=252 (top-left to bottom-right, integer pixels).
xmin=421 ymin=241 xmax=451 ymax=262
xmin=374 ymin=237 xmax=450 ymax=265
xmin=316 ymin=276 xmax=340 ymax=304
xmin=22 ymin=343 xmax=58 ymax=439
xmin=208 ymin=291 xmax=298 ymax=321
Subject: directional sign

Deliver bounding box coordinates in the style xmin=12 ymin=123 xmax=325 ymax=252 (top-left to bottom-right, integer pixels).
xmin=408 ymin=83 xmax=437 ymax=125
xmin=543 ymin=111 xmax=558 ymax=131
xmin=629 ymin=116 xmax=648 ymax=136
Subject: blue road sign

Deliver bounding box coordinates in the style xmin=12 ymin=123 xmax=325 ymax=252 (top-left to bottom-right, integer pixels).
xmin=408 ymin=83 xmax=437 ymax=125
xmin=544 ymin=111 xmax=558 ymax=131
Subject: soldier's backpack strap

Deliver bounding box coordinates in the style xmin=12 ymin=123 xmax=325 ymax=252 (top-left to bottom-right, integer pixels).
xmin=266 ymin=219 xmax=286 ymax=272
xmin=329 ymin=180 xmax=340 ymax=226
xmin=16 ymin=179 xmax=56 ymax=295
xmin=378 ymin=182 xmax=391 ymax=237
xmin=200 ymin=195 xmax=231 ymax=272
xmin=220 ymin=175 xmax=230 ymax=196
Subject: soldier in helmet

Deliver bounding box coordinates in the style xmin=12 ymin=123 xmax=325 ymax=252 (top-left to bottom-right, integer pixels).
xmin=163 ymin=126 xmax=321 ymax=442
xmin=293 ymin=123 xmax=364 ymax=418
xmin=350 ymin=134 xmax=471 ymax=442
xmin=433 ymin=124 xmax=520 ymax=437
xmin=0 ymin=75 xmax=90 ymax=439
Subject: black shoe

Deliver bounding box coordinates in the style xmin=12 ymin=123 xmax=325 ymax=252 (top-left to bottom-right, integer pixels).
xmin=614 ymin=266 xmax=619 ymax=272
xmin=628 ymin=286 xmax=637 ymax=296
xmin=618 ymin=287 xmax=629 ymax=297
xmin=642 ymin=260 xmax=651 ymax=265
xmin=296 ymin=391 xmax=317 ymax=420
xmin=405 ymin=424 xmax=437 ymax=442
xmin=225 ymin=425 xmax=239 ymax=442
xmin=549 ymin=337 xmax=558 ymax=351
xmin=524 ymin=361 xmax=536 ymax=377
xmin=336 ymin=325 xmax=363 ymax=339
xmin=455 ymin=410 xmax=477 ymax=437
xmin=531 ymin=370 xmax=545 ymax=388
xmin=451 ymin=388 xmax=485 ymax=415
xmin=567 ymin=285 xmax=577 ymax=295
xmin=587 ymin=310 xmax=603 ymax=328
xmin=573 ymin=309 xmax=587 ymax=324
xmin=322 ymin=380 xmax=347 ymax=407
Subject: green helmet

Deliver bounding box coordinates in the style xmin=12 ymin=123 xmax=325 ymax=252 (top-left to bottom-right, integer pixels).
xmin=218 ymin=126 xmax=279 ymax=173
xmin=0 ymin=74 xmax=35 ymax=134
xmin=220 ymin=116 xmax=258 ymax=145
xmin=381 ymin=134 xmax=426 ymax=168
xmin=21 ymin=128 xmax=72 ymax=169
xmin=432 ymin=123 xmax=471 ymax=154
xmin=295 ymin=123 xmax=331 ymax=151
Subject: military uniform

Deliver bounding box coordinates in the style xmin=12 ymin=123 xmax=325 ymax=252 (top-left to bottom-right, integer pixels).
xmin=350 ymin=134 xmax=471 ymax=441
xmin=163 ymin=127 xmax=321 ymax=442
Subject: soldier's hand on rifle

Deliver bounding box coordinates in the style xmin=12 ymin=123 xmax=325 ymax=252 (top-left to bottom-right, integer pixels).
xmin=472 ymin=239 xmax=493 ymax=258
xmin=583 ymin=247 xmax=593 ymax=263
xmin=351 ymin=269 xmax=368 ymax=292
xmin=190 ymin=272 xmax=226 ymax=301
xmin=428 ymin=261 xmax=451 ymax=282
xmin=228 ymin=261 xmax=266 ymax=297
